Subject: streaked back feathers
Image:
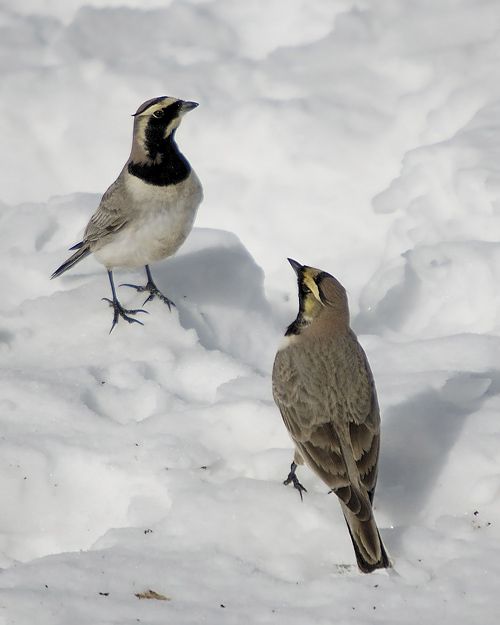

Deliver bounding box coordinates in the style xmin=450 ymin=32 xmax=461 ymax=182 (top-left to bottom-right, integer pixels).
xmin=274 ymin=259 xmax=390 ymax=572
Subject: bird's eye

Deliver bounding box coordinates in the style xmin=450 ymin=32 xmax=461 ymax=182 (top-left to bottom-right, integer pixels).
xmin=302 ymin=285 xmax=312 ymax=295
xmin=153 ymin=109 xmax=164 ymax=118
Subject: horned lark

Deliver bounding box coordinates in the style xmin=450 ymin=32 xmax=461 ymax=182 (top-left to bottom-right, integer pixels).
xmin=272 ymin=259 xmax=390 ymax=573
xmin=51 ymin=96 xmax=203 ymax=332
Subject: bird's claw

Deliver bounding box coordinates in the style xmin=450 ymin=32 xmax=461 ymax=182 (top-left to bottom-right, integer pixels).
xmin=147 ymin=289 xmax=175 ymax=310
xmin=119 ymin=282 xmax=146 ymax=292
xmin=120 ymin=282 xmax=175 ymax=310
xmin=101 ymin=297 xmax=148 ymax=333
xmin=283 ymin=468 xmax=307 ymax=502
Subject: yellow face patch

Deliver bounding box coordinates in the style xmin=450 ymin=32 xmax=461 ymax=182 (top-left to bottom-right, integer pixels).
xmin=300 ymin=270 xmax=324 ymax=320
xmin=303 ymin=272 xmax=321 ymax=302
xmin=302 ymin=293 xmax=320 ymax=319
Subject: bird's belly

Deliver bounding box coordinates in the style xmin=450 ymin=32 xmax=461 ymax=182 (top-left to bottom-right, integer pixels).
xmin=94 ymin=208 xmax=195 ymax=269
xmin=94 ymin=176 xmax=202 ymax=269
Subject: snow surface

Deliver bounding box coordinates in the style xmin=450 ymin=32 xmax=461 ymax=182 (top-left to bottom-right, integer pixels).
xmin=2 ymin=0 xmax=500 ymax=623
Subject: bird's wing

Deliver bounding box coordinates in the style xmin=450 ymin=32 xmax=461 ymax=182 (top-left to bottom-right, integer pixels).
xmin=273 ymin=344 xmax=350 ymax=492
xmin=83 ymin=179 xmax=129 ymax=245
xmin=272 ymin=333 xmax=381 ymax=516
xmin=342 ymin=334 xmax=381 ymax=502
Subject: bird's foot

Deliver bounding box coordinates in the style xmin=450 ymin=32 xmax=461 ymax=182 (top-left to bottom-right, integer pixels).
xmin=283 ymin=462 xmax=307 ymax=501
xmin=102 ymin=297 xmax=148 ymax=333
xmin=120 ymin=280 xmax=175 ymax=310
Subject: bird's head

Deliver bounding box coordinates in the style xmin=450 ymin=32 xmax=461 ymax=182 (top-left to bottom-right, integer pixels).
xmin=286 ymin=258 xmax=349 ymax=335
xmin=131 ymin=96 xmax=198 ymax=162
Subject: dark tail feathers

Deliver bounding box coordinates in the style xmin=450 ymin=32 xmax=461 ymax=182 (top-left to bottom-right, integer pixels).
xmin=342 ymin=506 xmax=391 ymax=574
xmin=51 ymin=242 xmax=91 ymax=279
xmin=346 ymin=519 xmax=390 ymax=573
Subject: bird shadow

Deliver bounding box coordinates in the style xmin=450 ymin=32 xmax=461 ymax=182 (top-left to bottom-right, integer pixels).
xmin=354 ymin=259 xmax=420 ymax=336
xmin=378 ymin=369 xmax=500 ymax=550
xmin=138 ymin=229 xmax=277 ymax=368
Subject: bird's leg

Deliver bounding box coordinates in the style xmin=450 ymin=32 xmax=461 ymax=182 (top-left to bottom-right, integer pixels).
xmin=283 ymin=461 xmax=307 ymax=501
xmin=102 ymin=270 xmax=148 ymax=333
xmin=120 ymin=265 xmax=175 ymax=310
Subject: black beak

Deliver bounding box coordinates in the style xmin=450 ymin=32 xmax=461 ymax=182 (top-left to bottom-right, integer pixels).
xmin=287 ymin=258 xmax=303 ymax=275
xmin=180 ymin=100 xmax=199 ymax=114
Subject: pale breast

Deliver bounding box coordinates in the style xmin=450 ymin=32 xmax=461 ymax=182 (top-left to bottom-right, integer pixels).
xmin=94 ymin=171 xmax=203 ymax=269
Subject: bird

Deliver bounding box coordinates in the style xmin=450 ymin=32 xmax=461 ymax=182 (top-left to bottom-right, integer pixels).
xmin=51 ymin=95 xmax=203 ymax=332
xmin=272 ymin=258 xmax=390 ymax=573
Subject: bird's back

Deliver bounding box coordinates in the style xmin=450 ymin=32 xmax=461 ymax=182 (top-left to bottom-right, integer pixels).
xmin=273 ymin=331 xmax=376 ymax=425
xmin=273 ymin=330 xmax=380 ymax=495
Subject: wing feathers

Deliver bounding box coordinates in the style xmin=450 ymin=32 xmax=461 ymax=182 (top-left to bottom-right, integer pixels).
xmin=272 ymin=332 xmax=390 ymax=573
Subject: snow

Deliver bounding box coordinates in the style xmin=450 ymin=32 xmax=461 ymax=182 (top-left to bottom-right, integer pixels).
xmin=2 ymin=0 xmax=500 ymax=623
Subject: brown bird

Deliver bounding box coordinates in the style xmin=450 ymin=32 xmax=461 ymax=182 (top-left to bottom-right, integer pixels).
xmin=272 ymin=258 xmax=390 ymax=573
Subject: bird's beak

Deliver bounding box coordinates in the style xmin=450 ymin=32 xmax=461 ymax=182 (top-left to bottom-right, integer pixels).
xmin=180 ymin=100 xmax=199 ymax=114
xmin=287 ymin=258 xmax=303 ymax=275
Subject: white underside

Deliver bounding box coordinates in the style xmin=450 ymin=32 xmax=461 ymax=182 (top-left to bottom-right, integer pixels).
xmin=93 ymin=171 xmax=202 ymax=269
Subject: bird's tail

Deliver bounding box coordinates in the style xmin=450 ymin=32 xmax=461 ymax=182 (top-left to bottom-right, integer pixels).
xmin=341 ymin=503 xmax=391 ymax=573
xmin=51 ymin=242 xmax=91 ymax=279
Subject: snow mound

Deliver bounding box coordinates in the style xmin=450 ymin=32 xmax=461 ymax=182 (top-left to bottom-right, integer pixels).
xmin=2 ymin=0 xmax=500 ymax=623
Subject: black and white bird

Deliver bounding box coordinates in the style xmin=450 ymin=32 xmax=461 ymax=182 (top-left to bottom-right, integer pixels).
xmin=272 ymin=259 xmax=390 ymax=573
xmin=51 ymin=96 xmax=203 ymax=332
